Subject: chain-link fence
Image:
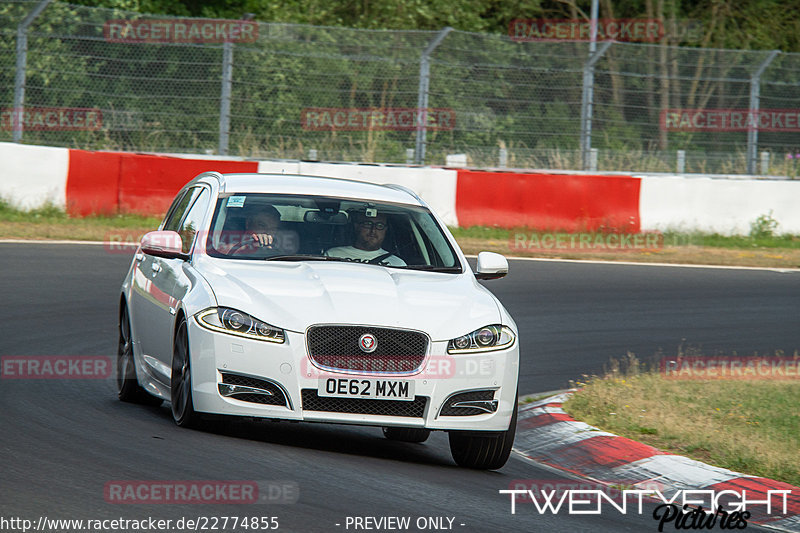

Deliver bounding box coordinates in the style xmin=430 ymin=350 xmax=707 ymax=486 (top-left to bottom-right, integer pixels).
xmin=2 ymin=0 xmax=800 ymax=175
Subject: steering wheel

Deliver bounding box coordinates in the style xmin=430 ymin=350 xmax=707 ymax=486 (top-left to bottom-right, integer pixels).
xmin=229 ymin=235 xmax=271 ymax=255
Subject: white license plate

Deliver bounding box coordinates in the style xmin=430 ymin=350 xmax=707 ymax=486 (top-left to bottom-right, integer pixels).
xmin=317 ymin=378 xmax=415 ymax=401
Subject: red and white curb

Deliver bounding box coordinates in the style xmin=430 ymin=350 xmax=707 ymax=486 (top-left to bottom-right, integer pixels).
xmin=513 ymin=391 xmax=800 ymax=531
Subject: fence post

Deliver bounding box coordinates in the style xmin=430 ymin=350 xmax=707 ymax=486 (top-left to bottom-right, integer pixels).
xmin=677 ymin=150 xmax=686 ymax=174
xmin=12 ymin=0 xmax=53 ymax=143
xmin=415 ymin=27 xmax=452 ymax=165
xmin=760 ymin=151 xmax=770 ymax=176
xmin=498 ymin=147 xmax=508 ymax=168
xmin=746 ymin=50 xmax=779 ymax=175
xmin=218 ymin=40 xmax=234 ymax=156
xmin=579 ymin=41 xmax=612 ymax=171
xmin=589 ymin=148 xmax=598 ymax=171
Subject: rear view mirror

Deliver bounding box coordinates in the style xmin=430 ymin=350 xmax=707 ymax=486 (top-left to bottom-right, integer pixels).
xmin=141 ymin=230 xmax=185 ymax=259
xmin=304 ymin=210 xmax=348 ymax=224
xmin=475 ymin=251 xmax=508 ymax=280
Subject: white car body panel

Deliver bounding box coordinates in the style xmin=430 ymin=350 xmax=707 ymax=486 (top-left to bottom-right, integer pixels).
xmin=194 ymin=256 xmax=501 ymax=338
xmin=121 ymin=172 xmax=520 ymax=434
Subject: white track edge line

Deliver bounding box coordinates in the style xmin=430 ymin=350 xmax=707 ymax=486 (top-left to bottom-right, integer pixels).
xmin=469 ymin=254 xmax=799 ymax=273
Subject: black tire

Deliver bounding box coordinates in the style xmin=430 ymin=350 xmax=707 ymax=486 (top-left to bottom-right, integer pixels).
xmin=171 ymin=316 xmax=200 ymax=428
xmin=382 ymin=426 xmax=431 ymax=443
xmin=117 ymin=305 xmax=163 ymax=406
xmin=448 ymin=400 xmax=517 ymax=470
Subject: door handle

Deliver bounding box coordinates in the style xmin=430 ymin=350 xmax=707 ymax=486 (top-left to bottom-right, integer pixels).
xmin=151 ymin=263 xmax=162 ymax=274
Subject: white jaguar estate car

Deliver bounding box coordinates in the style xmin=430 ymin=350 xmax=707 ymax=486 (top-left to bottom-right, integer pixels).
xmin=118 ymin=172 xmax=519 ymax=469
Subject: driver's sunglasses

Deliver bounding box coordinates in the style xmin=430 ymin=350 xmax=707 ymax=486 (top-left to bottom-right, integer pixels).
xmin=357 ymin=221 xmax=388 ymax=230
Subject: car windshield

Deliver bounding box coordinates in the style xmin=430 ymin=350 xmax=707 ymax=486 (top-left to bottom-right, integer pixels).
xmin=205 ymin=193 xmax=462 ymax=272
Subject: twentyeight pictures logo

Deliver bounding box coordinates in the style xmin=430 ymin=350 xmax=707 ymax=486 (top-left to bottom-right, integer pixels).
xmin=501 ymin=481 xmax=793 ymax=530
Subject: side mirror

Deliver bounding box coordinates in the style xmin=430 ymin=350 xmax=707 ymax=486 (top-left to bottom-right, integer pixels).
xmin=141 ymin=230 xmax=185 ymax=259
xmin=475 ymin=251 xmax=508 ymax=280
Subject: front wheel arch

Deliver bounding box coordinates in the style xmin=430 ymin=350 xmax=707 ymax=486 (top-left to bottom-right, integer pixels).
xmin=448 ymin=399 xmax=517 ymax=470
xmin=117 ymin=299 xmax=162 ymax=406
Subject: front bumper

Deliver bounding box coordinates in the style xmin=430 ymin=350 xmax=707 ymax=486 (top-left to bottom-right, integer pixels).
xmin=188 ymin=318 xmax=519 ymax=432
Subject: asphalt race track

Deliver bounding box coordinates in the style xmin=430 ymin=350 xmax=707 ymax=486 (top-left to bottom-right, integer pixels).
xmin=2 ymin=243 xmax=796 ymax=532
xmin=488 ymin=258 xmax=800 ymax=392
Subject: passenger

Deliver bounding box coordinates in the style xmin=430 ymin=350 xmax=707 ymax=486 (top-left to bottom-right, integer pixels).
xmin=326 ymin=211 xmax=406 ymax=266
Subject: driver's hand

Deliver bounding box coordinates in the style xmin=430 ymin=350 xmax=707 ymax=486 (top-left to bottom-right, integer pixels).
xmin=251 ymin=233 xmax=275 ymax=248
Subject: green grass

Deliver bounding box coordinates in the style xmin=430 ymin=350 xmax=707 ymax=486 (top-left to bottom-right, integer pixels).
xmin=1 ymin=199 xmax=799 ymax=256
xmin=0 ymin=199 xmax=161 ymax=230
xmin=449 ymin=225 xmax=800 ymax=250
xmin=662 ymin=231 xmax=800 ymax=249
xmin=564 ymin=356 xmax=800 ymax=487
xmin=0 ymin=199 xmax=162 ymax=241
xmin=0 ymin=199 xmax=68 ymax=222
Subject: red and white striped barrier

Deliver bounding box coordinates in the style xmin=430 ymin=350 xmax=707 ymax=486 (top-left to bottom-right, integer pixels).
xmin=0 ymin=142 xmax=69 ymax=210
xmin=455 ymin=169 xmax=641 ymax=231
xmin=3 ymin=141 xmax=800 ymax=235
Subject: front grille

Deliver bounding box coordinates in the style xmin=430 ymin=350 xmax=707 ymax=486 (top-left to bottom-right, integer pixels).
xmin=307 ymin=325 xmax=428 ymax=374
xmin=301 ymin=389 xmax=427 ymax=418
xmin=220 ymin=372 xmax=288 ymax=407
xmin=440 ymin=389 xmax=496 ymax=416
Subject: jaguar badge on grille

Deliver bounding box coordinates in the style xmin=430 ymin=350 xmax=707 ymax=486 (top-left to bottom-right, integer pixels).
xmin=358 ymin=333 xmax=377 ymax=353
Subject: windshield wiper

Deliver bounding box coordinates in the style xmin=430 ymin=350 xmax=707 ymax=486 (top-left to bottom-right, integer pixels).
xmin=403 ymin=265 xmax=462 ymax=273
xmin=264 ymin=254 xmax=348 ymax=262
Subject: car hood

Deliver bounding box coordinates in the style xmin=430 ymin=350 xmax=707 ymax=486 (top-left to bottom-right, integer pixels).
xmin=196 ymin=258 xmax=501 ymax=340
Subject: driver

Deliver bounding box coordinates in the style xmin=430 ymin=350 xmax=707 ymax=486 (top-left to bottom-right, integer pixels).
xmin=221 ymin=204 xmax=281 ymax=254
xmin=325 ymin=211 xmax=406 ymax=266
xmin=244 ymin=205 xmax=281 ymax=248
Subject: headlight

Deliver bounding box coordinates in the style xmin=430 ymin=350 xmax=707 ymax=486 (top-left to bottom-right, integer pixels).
xmin=447 ymin=325 xmax=515 ymax=354
xmin=197 ymin=308 xmax=285 ymax=343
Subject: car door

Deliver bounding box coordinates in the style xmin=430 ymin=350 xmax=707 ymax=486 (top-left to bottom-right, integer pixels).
xmin=155 ymin=186 xmax=212 ymax=372
xmin=130 ymin=187 xmax=198 ymax=386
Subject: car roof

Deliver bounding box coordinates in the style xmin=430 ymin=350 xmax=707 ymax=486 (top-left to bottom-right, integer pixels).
xmin=213 ymin=173 xmax=424 ymax=206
